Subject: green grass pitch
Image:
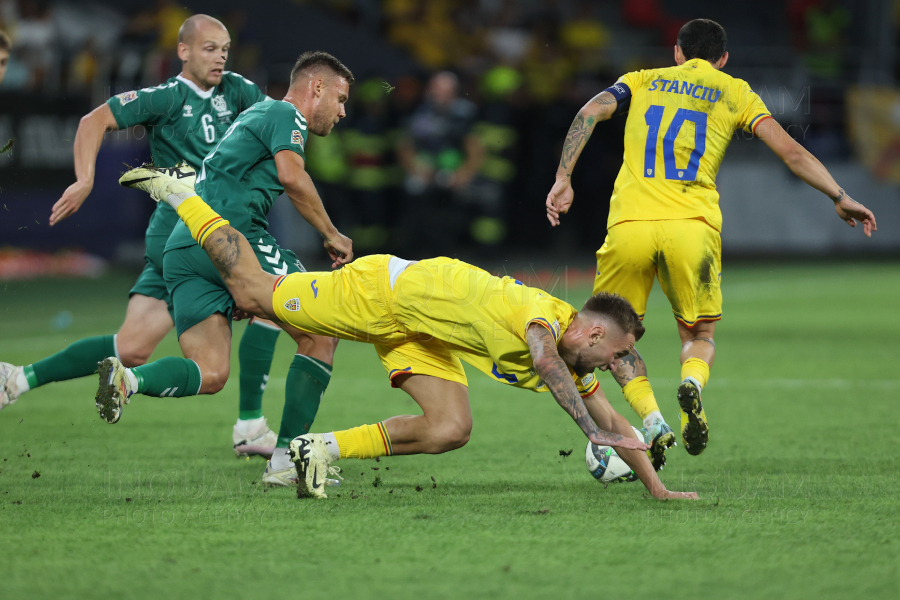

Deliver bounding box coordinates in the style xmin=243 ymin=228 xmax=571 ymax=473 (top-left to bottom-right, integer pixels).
xmin=1 ymin=262 xmax=898 ymax=599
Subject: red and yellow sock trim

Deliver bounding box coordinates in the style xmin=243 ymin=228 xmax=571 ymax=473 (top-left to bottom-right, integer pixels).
xmin=334 ymin=422 xmax=393 ymax=459
xmin=196 ymin=216 xmax=228 ymax=246
xmin=376 ymin=421 xmax=393 ymax=456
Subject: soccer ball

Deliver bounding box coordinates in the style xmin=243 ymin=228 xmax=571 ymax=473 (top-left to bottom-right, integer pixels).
xmin=584 ymin=426 xmax=644 ymax=483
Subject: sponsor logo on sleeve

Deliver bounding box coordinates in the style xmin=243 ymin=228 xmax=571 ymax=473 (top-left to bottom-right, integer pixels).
xmin=580 ymin=373 xmax=595 ymax=387
xmin=291 ymin=130 xmax=304 ymax=147
xmin=116 ymin=91 xmax=138 ymax=105
xmin=283 ymin=298 xmax=301 ymax=311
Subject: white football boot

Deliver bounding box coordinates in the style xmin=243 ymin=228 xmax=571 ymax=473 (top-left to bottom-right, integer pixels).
xmin=261 ymin=460 xmax=299 ymax=487
xmin=288 ymin=434 xmax=341 ymax=499
xmin=0 ymin=362 xmax=24 ymax=410
xmin=232 ymin=418 xmax=277 ymax=458
xmin=118 ymin=162 xmax=196 ymax=203
xmin=95 ymin=357 xmax=135 ymax=424
xmin=261 ymin=460 xmax=341 ymax=488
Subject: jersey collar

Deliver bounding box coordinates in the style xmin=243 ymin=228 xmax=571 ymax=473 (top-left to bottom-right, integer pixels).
xmin=683 ymin=58 xmax=715 ymax=71
xmin=176 ymin=74 xmax=217 ymax=99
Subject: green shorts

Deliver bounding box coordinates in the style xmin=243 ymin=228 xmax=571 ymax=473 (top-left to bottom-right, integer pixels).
xmin=163 ymin=233 xmax=306 ymax=338
xmin=129 ymin=233 xmax=175 ymax=320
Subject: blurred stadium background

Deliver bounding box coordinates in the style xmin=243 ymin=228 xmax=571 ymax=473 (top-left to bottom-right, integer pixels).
xmin=0 ymin=0 xmax=898 ymax=280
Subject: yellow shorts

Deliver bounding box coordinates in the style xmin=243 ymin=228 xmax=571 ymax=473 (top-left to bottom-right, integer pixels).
xmin=593 ymin=219 xmax=722 ymax=326
xmin=375 ymin=339 xmax=469 ymax=389
xmin=272 ymin=254 xmax=469 ymax=388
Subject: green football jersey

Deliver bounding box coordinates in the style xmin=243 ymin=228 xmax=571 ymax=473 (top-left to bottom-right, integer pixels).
xmin=166 ymin=99 xmax=309 ymax=251
xmin=108 ymin=72 xmax=266 ymax=237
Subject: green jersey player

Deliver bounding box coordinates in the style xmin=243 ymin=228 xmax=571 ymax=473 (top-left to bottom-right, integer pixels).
xmin=0 ymin=15 xmax=286 ymax=460
xmin=95 ymin=51 xmax=355 ymax=486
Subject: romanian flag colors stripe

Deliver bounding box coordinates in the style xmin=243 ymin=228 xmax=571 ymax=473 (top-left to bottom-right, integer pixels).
xmin=196 ymin=216 xmax=226 ymax=245
xmin=527 ymin=317 xmax=558 ymax=340
xmin=376 ymin=421 xmax=393 ymax=456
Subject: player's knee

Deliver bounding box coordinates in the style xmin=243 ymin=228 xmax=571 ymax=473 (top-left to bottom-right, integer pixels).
xmin=232 ymin=289 xmax=261 ymax=317
xmin=198 ymin=367 xmax=229 ymax=394
xmin=433 ymin=420 xmax=471 ymax=452
xmin=309 ymin=335 xmax=339 ymax=358
xmin=116 ymin=342 xmax=153 ymax=368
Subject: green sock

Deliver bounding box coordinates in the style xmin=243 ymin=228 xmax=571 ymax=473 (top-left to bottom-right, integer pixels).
xmin=238 ymin=321 xmax=280 ymax=420
xmin=277 ymin=354 xmax=332 ymax=447
xmin=28 ymin=334 xmax=117 ymax=388
xmin=131 ymin=357 xmax=202 ymax=397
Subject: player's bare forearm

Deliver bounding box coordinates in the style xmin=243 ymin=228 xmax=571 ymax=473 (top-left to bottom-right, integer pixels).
xmin=756 ymin=117 xmax=877 ymax=236
xmin=526 ymin=324 xmax=638 ymax=448
xmin=276 ymin=150 xmax=352 ymax=264
xmin=200 ymin=225 xmax=277 ymax=320
xmin=50 ymin=104 xmax=118 ymax=226
xmin=557 ymin=91 xmax=616 ymax=175
xmin=73 ymin=104 xmax=117 ymax=184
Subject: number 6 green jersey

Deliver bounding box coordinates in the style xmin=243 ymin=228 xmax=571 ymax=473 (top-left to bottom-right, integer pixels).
xmin=108 ymin=72 xmax=266 ymax=238
xmin=166 ymin=99 xmax=310 ymax=252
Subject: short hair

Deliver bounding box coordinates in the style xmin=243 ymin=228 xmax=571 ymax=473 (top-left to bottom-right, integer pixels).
xmin=177 ymin=14 xmax=226 ymax=46
xmin=290 ymin=51 xmax=354 ymax=86
xmin=677 ymin=19 xmax=727 ymax=62
xmin=581 ymin=292 xmax=645 ymax=342
xmin=0 ymin=29 xmax=11 ymax=53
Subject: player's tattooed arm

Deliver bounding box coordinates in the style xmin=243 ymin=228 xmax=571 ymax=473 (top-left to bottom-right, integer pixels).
xmin=526 ymin=324 xmax=646 ymax=450
xmin=557 ymin=91 xmax=615 ymax=173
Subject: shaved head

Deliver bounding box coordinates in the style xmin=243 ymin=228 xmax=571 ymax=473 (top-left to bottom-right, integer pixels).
xmin=176 ymin=14 xmax=231 ymax=91
xmin=178 ymin=14 xmax=227 ymax=46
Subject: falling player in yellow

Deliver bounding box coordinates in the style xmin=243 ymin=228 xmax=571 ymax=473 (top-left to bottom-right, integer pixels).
xmin=546 ymin=19 xmax=877 ymax=464
xmin=118 ymin=163 xmax=699 ymax=501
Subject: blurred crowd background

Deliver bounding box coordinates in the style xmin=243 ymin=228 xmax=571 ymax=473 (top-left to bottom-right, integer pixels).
xmin=0 ymin=0 xmax=898 ymax=277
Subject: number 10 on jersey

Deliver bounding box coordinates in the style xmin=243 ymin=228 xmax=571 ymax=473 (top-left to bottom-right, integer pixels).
xmin=644 ymin=105 xmax=707 ymax=181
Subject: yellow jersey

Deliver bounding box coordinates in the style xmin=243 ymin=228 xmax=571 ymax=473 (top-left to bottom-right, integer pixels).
xmin=607 ymin=58 xmax=771 ymax=232
xmin=272 ymin=255 xmax=601 ymax=397
xmin=393 ymin=257 xmax=600 ymax=396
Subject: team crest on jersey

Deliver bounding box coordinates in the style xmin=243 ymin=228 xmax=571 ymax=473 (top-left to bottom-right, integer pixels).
xmin=291 ymin=130 xmax=304 ymax=147
xmin=182 ymin=105 xmax=193 ymax=117
xmin=211 ymin=95 xmax=232 ymax=119
xmin=283 ymin=297 xmax=301 ymax=312
xmin=211 ymin=95 xmax=227 ymax=113
xmin=116 ymin=91 xmax=138 ymax=105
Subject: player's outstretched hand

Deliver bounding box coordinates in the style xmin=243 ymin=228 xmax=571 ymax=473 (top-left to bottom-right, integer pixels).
xmin=652 ymin=488 xmax=699 ymax=500
xmin=590 ymin=430 xmax=650 ymax=452
xmin=325 ymin=232 xmax=353 ymax=269
xmin=50 ymin=180 xmax=92 ymax=226
xmin=835 ymin=195 xmax=877 ymax=237
xmin=545 ymin=176 xmax=574 ymax=227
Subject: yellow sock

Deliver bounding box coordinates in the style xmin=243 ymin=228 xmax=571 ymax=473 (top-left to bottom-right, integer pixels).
xmin=174 ymin=195 xmax=229 ymax=246
xmin=622 ymin=376 xmax=660 ymax=421
xmin=333 ymin=422 xmax=392 ymax=459
xmin=681 ymin=357 xmax=710 ymax=389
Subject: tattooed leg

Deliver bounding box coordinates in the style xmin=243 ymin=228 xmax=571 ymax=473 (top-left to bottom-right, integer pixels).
xmin=677 ymin=321 xmax=717 ymax=366
xmin=610 ymin=348 xmax=649 ymax=388
xmin=200 ymin=225 xmax=279 ymax=320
